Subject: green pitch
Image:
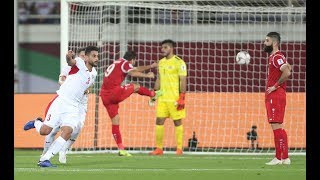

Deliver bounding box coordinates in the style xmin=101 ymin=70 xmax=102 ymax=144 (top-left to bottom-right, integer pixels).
xmin=14 ymin=149 xmax=306 ymax=180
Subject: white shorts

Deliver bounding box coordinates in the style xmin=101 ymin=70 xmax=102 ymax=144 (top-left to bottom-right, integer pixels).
xmin=49 ymin=102 xmax=87 ymax=135
xmin=72 ymin=104 xmax=87 ymax=134
xmin=79 ymin=103 xmax=87 ymax=128
xmin=44 ymin=96 xmax=81 ymax=131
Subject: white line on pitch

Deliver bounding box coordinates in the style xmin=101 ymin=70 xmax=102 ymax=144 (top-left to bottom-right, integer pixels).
xmin=15 ymin=168 xmax=306 ymax=172
xmin=14 ymin=155 xmax=305 ymax=160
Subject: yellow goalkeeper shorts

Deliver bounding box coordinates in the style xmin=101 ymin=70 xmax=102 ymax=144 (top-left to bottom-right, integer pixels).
xmin=156 ymin=100 xmax=186 ymax=120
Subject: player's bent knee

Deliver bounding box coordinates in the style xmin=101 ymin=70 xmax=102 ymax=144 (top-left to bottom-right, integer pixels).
xmin=156 ymin=118 xmax=166 ymax=125
xmin=39 ymin=125 xmax=53 ymax=135
xmin=60 ymin=126 xmax=74 ymax=140
xmin=173 ymin=120 xmax=182 ymax=126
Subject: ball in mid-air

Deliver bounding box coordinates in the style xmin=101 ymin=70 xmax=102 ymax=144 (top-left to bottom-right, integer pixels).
xmin=236 ymin=51 xmax=251 ymax=65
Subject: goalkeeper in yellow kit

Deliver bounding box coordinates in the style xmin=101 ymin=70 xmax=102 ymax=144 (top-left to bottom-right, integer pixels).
xmin=149 ymin=39 xmax=187 ymax=155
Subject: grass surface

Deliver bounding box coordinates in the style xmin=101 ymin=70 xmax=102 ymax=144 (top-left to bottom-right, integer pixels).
xmin=14 ymin=149 xmax=306 ymax=180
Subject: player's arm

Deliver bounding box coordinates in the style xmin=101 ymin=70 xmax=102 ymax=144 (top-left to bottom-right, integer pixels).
xmin=128 ymin=70 xmax=155 ymax=79
xmin=176 ymin=75 xmax=187 ymax=110
xmin=84 ymin=84 xmax=94 ymax=94
xmin=267 ymin=63 xmax=292 ymax=94
xmin=153 ymin=76 xmax=160 ymax=90
xmin=153 ymin=62 xmax=160 ymax=90
xmin=134 ymin=62 xmax=157 ymax=72
xmin=176 ymin=61 xmax=188 ymax=110
xmin=179 ymin=75 xmax=187 ymax=94
xmin=278 ymin=63 xmax=292 ymax=83
xmin=66 ymin=50 xmax=76 ymax=66
xmin=58 ymin=66 xmax=71 ymax=85
xmin=58 ymin=75 xmax=67 ymax=85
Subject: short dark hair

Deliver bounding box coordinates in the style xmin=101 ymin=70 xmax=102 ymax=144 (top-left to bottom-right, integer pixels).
xmin=85 ymin=46 xmax=99 ymax=55
xmin=266 ymin=32 xmax=281 ymax=44
xmin=123 ymin=50 xmax=136 ymax=61
xmin=76 ymin=47 xmax=86 ymax=55
xmin=161 ymin=39 xmax=176 ymax=47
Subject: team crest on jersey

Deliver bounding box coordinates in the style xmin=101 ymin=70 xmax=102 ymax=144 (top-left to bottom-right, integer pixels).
xmin=277 ymin=59 xmax=284 ymax=65
xmin=168 ymin=66 xmax=173 ymax=70
xmin=181 ymin=65 xmax=186 ymax=71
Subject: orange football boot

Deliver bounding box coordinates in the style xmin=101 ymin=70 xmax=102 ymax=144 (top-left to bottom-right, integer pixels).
xmin=149 ymin=148 xmax=163 ymax=155
xmin=176 ymin=148 xmax=183 ymax=155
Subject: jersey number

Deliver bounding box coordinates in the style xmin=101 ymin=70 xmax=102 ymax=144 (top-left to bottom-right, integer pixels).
xmin=46 ymin=114 xmax=51 ymax=121
xmin=105 ymin=64 xmax=115 ymax=77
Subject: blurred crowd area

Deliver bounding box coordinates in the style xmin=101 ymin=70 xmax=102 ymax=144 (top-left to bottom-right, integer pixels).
xmin=18 ymin=0 xmax=306 ymax=25
xmin=18 ymin=1 xmax=60 ymax=24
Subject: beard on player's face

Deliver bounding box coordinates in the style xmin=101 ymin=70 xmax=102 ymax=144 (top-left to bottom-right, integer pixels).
xmin=89 ymin=61 xmax=98 ymax=67
xmin=263 ymin=45 xmax=273 ymax=53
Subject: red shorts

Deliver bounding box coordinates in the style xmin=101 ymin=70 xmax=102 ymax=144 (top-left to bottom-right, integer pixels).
xmin=265 ymin=88 xmax=286 ymax=123
xmin=100 ymin=83 xmax=135 ymax=119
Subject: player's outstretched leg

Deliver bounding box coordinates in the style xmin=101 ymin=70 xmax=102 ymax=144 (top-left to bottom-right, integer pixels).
xmin=119 ymin=150 xmax=132 ymax=157
xmin=149 ymin=90 xmax=163 ymax=106
xmin=23 ymin=117 xmax=43 ymax=131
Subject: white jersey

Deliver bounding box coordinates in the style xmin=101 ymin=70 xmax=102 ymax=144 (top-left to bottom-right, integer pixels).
xmin=56 ymin=57 xmax=96 ymax=106
xmin=59 ymin=65 xmax=97 ymax=109
xmin=81 ymin=67 xmax=96 ymax=110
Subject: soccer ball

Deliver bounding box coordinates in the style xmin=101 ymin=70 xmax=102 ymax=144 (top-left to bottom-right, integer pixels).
xmin=235 ymin=51 xmax=251 ymax=65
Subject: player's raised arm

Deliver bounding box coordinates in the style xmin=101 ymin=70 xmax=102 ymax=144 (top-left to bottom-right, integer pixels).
xmin=128 ymin=70 xmax=155 ymax=79
xmin=66 ymin=50 xmax=76 ymax=66
xmin=134 ymin=62 xmax=158 ymax=72
xmin=58 ymin=66 xmax=71 ymax=85
xmin=128 ymin=62 xmax=157 ymax=78
xmin=58 ymin=75 xmax=66 ymax=85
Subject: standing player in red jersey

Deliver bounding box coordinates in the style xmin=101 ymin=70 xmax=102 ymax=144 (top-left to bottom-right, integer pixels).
xmin=263 ymin=32 xmax=292 ymax=165
xmin=100 ymin=50 xmax=162 ymax=156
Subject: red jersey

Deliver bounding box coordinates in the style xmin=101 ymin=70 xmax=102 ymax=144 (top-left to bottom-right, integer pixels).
xmin=266 ymin=50 xmax=287 ymax=91
xmin=100 ymin=58 xmax=134 ymax=92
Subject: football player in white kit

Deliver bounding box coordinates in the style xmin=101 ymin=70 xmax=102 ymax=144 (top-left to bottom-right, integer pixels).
xmin=40 ymin=47 xmax=96 ymax=164
xmin=23 ymin=46 xmax=99 ymax=167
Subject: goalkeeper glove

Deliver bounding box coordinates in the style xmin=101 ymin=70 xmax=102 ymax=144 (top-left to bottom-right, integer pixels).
xmin=176 ymin=93 xmax=185 ymax=110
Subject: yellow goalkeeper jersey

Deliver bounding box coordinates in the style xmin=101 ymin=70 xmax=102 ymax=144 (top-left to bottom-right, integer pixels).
xmin=158 ymin=55 xmax=187 ymax=102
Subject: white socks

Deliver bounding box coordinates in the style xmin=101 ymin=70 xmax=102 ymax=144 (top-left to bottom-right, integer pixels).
xmin=34 ymin=120 xmax=43 ymax=133
xmin=42 ymin=132 xmax=57 ymax=155
xmin=60 ymin=132 xmax=79 ymax=153
xmin=40 ymin=136 xmax=67 ymax=161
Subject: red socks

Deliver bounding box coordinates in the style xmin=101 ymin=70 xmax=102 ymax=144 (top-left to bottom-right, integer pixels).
xmin=137 ymin=86 xmax=153 ymax=97
xmin=112 ymin=125 xmax=124 ymax=150
xmin=273 ymin=128 xmax=289 ymax=160
xmin=281 ymin=129 xmax=289 ymax=159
